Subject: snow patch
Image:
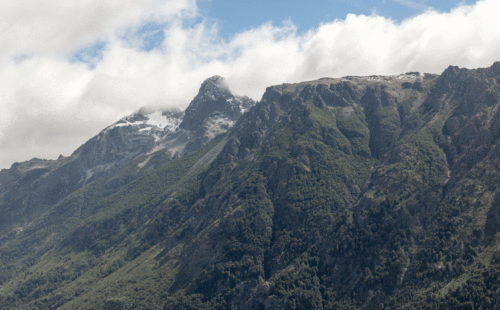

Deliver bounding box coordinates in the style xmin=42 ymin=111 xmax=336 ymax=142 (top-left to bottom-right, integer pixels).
xmin=397 ymin=74 xmax=417 ymax=80
xmin=115 ymin=121 xmax=144 ymax=127
xmin=144 ymin=111 xmax=181 ymax=131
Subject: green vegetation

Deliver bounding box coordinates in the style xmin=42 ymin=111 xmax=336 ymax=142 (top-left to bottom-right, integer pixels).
xmin=2 ymin=75 xmax=500 ymax=309
xmin=0 ymin=136 xmax=227 ymax=309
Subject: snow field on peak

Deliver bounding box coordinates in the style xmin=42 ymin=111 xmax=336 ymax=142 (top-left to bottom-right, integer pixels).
xmin=115 ymin=121 xmax=144 ymax=127
xmin=144 ymin=111 xmax=181 ymax=131
xmin=113 ymin=111 xmax=181 ymax=133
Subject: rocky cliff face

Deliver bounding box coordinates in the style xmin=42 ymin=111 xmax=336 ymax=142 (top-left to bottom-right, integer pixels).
xmin=180 ymin=75 xmax=255 ymax=152
xmin=2 ymin=63 xmax=500 ymax=310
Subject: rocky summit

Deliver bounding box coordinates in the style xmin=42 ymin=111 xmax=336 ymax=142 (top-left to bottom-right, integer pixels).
xmin=1 ymin=63 xmax=500 ymax=309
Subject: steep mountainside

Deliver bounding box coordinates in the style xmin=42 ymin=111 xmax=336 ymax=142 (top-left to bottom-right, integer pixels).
xmin=1 ymin=63 xmax=500 ymax=309
xmin=0 ymin=76 xmax=254 ymax=238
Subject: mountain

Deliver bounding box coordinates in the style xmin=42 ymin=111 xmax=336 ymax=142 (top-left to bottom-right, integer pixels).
xmin=0 ymin=76 xmax=253 ymax=238
xmin=1 ymin=63 xmax=500 ymax=309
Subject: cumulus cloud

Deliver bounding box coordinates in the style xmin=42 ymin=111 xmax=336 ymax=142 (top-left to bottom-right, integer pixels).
xmin=0 ymin=0 xmax=196 ymax=56
xmin=1 ymin=0 xmax=500 ymax=169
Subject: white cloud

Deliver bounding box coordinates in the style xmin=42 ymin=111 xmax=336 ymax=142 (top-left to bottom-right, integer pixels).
xmin=1 ymin=0 xmax=500 ymax=169
xmin=0 ymin=0 xmax=196 ymax=57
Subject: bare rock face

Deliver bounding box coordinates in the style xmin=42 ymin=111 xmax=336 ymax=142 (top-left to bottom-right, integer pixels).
xmin=180 ymin=76 xmax=254 ymax=131
xmin=180 ymin=76 xmax=255 ymax=152
xmin=180 ymin=76 xmax=236 ymax=131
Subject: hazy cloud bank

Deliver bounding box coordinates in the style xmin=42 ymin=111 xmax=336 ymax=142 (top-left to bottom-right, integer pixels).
xmin=1 ymin=0 xmax=499 ymax=169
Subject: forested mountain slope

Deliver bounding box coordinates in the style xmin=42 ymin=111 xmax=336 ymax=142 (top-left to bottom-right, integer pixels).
xmin=1 ymin=63 xmax=500 ymax=309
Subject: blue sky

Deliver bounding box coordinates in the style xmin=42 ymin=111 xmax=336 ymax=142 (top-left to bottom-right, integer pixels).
xmin=1 ymin=0 xmax=499 ymax=169
xmin=200 ymin=0 xmax=475 ymax=37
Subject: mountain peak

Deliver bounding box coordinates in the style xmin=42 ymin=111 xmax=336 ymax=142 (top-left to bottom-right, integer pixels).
xmin=203 ymin=75 xmax=225 ymax=83
xmin=490 ymin=61 xmax=500 ymax=75
xmin=441 ymin=64 xmax=461 ymax=78
xmin=197 ymin=75 xmax=232 ymax=99
xmin=179 ymin=76 xmax=254 ymax=132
